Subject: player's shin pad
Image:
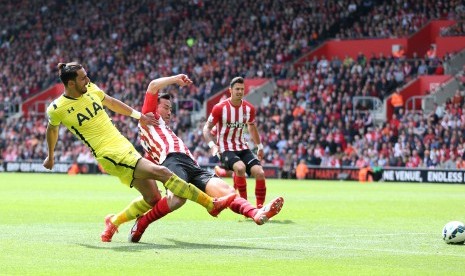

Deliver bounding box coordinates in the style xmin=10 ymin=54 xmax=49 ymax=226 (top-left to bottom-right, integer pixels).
xmin=113 ymin=196 xmax=152 ymax=226
xmin=164 ymin=174 xmax=213 ymax=210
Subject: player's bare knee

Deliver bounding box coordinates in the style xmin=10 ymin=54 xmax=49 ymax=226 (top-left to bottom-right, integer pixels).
xmin=158 ymin=165 xmax=172 ymax=177
xmin=151 ymin=165 xmax=172 ymax=182
xmin=213 ymin=183 xmax=235 ymax=195
xmin=255 ymin=169 xmax=265 ymax=180
xmin=144 ymin=193 xmax=161 ymax=206
xmin=251 ymin=165 xmax=265 ymax=180
xmin=205 ymin=178 xmax=235 ymax=197
xmin=234 ymin=163 xmax=246 ymax=176
xmin=167 ymin=194 xmax=186 ymax=211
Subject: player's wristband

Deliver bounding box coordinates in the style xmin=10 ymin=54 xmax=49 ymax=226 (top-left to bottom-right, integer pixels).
xmin=257 ymin=143 xmax=264 ymax=150
xmin=130 ymin=110 xmax=141 ymax=120
xmin=208 ymin=141 xmax=216 ymax=148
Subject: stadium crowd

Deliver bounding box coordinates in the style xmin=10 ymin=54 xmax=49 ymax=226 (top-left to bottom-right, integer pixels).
xmin=441 ymin=20 xmax=465 ymax=37
xmin=0 ymin=0 xmax=367 ymax=164
xmin=0 ymin=0 xmax=363 ymax=104
xmin=336 ymin=0 xmax=465 ymax=39
xmin=1 ymin=0 xmax=465 ymax=179
xmin=186 ymin=54 xmax=465 ymax=178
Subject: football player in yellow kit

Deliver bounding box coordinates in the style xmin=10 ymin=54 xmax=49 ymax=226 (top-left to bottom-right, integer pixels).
xmin=43 ymin=62 xmax=234 ymax=242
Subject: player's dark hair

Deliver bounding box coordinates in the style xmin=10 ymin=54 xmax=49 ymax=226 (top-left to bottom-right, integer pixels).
xmin=230 ymin=76 xmax=244 ymax=88
xmin=158 ymin=92 xmax=172 ymax=102
xmin=57 ymin=62 xmax=83 ymax=86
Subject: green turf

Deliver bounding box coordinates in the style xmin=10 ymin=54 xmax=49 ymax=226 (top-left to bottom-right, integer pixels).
xmin=1 ymin=173 xmax=465 ymax=275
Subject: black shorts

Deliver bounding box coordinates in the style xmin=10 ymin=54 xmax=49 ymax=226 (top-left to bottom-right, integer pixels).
xmin=161 ymin=152 xmax=216 ymax=192
xmin=221 ymin=149 xmax=260 ymax=176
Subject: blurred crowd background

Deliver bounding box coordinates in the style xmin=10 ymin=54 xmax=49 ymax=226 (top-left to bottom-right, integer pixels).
xmin=1 ymin=0 xmax=465 ymax=178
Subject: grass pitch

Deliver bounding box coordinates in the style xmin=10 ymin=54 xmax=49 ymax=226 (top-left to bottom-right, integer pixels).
xmin=1 ymin=173 xmax=465 ymax=275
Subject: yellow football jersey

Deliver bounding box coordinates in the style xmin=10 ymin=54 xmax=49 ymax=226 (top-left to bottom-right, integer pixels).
xmin=46 ymin=82 xmax=133 ymax=159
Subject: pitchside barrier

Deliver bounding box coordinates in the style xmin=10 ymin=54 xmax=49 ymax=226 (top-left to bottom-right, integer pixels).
xmin=306 ymin=165 xmax=465 ymax=184
xmin=1 ymin=161 xmax=100 ymax=174
xmin=381 ymin=168 xmax=465 ymax=184
xmin=2 ymin=161 xmax=464 ymax=184
xmin=0 ymin=161 xmax=282 ymax=178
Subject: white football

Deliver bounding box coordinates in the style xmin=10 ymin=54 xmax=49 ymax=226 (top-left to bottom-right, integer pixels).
xmin=443 ymin=221 xmax=465 ymax=244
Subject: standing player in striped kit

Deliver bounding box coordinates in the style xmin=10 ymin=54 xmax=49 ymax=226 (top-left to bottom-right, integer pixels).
xmin=128 ymin=74 xmax=284 ymax=242
xmin=203 ymin=77 xmax=267 ymax=208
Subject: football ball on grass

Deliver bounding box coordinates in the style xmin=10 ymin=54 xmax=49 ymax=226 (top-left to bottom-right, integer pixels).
xmin=443 ymin=221 xmax=465 ymax=244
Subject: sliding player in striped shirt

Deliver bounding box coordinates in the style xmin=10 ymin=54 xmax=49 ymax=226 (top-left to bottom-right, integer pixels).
xmin=128 ymin=74 xmax=284 ymax=242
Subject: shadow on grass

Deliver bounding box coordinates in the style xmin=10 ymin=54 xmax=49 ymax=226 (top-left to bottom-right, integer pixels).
xmin=237 ymin=219 xmax=295 ymax=225
xmin=76 ymin=238 xmax=280 ymax=252
xmin=445 ymin=242 xmax=465 ymax=246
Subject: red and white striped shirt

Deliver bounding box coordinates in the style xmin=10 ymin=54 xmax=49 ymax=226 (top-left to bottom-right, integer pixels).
xmin=139 ymin=92 xmax=195 ymax=165
xmin=207 ymin=98 xmax=256 ymax=152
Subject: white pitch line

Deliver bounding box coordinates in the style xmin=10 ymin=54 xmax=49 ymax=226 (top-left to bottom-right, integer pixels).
xmin=302 ymin=244 xmax=465 ymax=258
xmin=214 ymin=233 xmax=465 ymax=258
xmin=214 ymin=232 xmax=429 ymax=242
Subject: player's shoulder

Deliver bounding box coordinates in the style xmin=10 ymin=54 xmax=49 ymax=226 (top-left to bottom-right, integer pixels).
xmin=212 ymin=99 xmax=229 ymax=111
xmin=215 ymin=98 xmax=229 ymax=107
xmin=86 ymin=82 xmax=103 ymax=94
xmin=242 ymin=99 xmax=255 ymax=109
xmin=46 ymin=100 xmax=58 ymax=114
xmin=46 ymin=95 xmax=66 ymax=113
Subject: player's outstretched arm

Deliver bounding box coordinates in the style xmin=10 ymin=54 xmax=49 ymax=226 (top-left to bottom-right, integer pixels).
xmin=102 ymin=95 xmax=157 ymax=125
xmin=203 ymin=121 xmax=219 ymax=157
xmin=248 ymin=123 xmax=264 ymax=161
xmin=43 ymin=124 xmax=59 ymax=170
xmin=147 ymin=74 xmax=193 ymax=95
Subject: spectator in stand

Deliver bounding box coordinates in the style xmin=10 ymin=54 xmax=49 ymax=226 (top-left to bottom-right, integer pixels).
xmin=417 ymin=60 xmax=428 ymax=75
xmin=427 ymin=45 xmax=437 ymax=60
xmin=271 ymin=152 xmax=284 ymax=171
xmin=435 ymin=61 xmax=445 ymax=75
xmin=390 ymin=88 xmax=404 ymax=117
xmin=439 ymin=154 xmax=455 ymax=169
xmin=295 ymin=159 xmax=309 ymax=180
xmin=452 ymin=89 xmax=463 ymax=106
xmin=393 ymin=45 xmax=406 ymax=60
xmin=261 ymin=92 xmax=271 ymax=107
xmin=281 ymin=152 xmax=293 ymax=179
xmin=414 ymin=120 xmax=427 ymax=136
xmin=429 ymin=102 xmax=446 ymax=124
xmin=456 ymin=156 xmax=465 ymax=169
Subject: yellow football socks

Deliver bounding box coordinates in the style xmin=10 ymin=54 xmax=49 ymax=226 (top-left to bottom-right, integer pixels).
xmin=164 ymin=174 xmax=213 ymax=211
xmin=111 ymin=196 xmax=152 ymax=226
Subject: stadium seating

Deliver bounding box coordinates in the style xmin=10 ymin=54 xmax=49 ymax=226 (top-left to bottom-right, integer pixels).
xmin=1 ymin=0 xmax=465 ymax=177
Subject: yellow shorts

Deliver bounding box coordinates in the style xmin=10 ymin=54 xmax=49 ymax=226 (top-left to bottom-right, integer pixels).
xmin=97 ymin=147 xmax=142 ymax=187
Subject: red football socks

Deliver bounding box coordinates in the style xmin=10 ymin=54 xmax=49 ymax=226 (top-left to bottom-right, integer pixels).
xmin=234 ymin=175 xmax=248 ymax=200
xmin=138 ymin=197 xmax=171 ymax=228
xmin=255 ymin=179 xmax=266 ymax=208
xmin=229 ymin=195 xmax=257 ymax=218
